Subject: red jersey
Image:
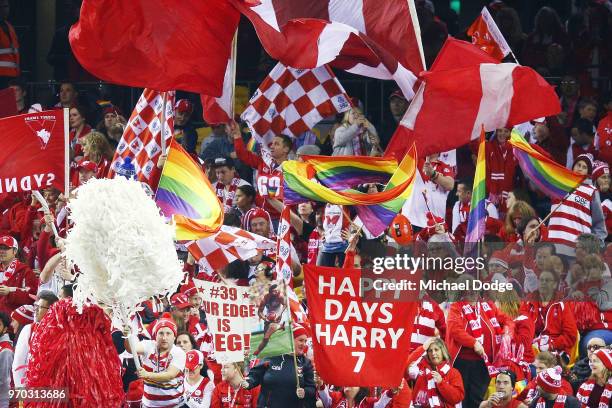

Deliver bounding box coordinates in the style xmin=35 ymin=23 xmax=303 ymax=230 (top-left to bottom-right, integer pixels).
xmin=486 ymin=139 xmax=518 ymax=207
xmin=210 ymin=381 xmax=260 ymax=408
xmin=597 ymin=112 xmax=612 ymax=163
xmin=234 ymin=137 xmax=282 ymax=219
xmin=307 ymin=229 xmax=321 ymax=265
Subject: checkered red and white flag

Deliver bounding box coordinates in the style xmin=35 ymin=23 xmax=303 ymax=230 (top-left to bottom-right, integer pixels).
xmin=241 ymin=63 xmax=351 ymax=162
xmin=186 ymin=226 xmax=275 ymax=278
xmin=276 ymin=206 xmax=293 ymax=283
xmin=108 ymin=89 xmax=175 ymax=182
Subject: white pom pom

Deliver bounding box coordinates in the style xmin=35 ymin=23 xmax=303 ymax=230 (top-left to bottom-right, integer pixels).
xmin=65 ymin=178 xmax=183 ymax=315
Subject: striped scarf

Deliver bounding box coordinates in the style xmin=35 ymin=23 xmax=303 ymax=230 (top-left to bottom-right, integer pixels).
xmin=577 ymin=378 xmax=612 ymax=408
xmin=410 ymin=301 xmax=437 ymax=351
xmin=535 ymin=394 xmax=566 ymax=408
xmin=215 ymin=178 xmax=240 ymax=210
xmin=425 ymin=362 xmax=451 ymax=408
xmin=460 ymin=302 xmax=503 ymax=377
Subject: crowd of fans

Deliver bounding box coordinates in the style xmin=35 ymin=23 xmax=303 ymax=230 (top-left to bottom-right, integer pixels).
xmin=0 ymin=0 xmax=610 ymax=408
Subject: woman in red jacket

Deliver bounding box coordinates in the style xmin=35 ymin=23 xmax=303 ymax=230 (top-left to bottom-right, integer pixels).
xmin=520 ymin=268 xmax=578 ymax=356
xmin=446 ymin=281 xmax=510 ymax=408
xmin=405 ymin=337 xmax=464 ymax=408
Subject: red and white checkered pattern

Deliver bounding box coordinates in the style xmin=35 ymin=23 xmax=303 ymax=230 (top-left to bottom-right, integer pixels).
xmin=186 ymin=226 xmax=275 ymax=277
xmin=276 ymin=206 xmax=293 ymax=283
xmin=287 ymin=286 xmax=309 ymax=330
xmin=108 ymin=89 xmax=175 ymax=182
xmin=241 ymin=63 xmax=350 ymax=155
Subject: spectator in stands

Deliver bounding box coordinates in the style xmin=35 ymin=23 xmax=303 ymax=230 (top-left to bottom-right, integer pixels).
xmin=69 ymin=105 xmax=92 ymax=158
xmin=333 ymin=107 xmax=380 ymax=156
xmin=212 ymin=157 xmax=250 ymax=213
xmin=533 ymin=120 xmax=567 ymax=165
xmin=447 ymin=280 xmax=509 ymax=407
xmin=183 ymin=349 xmax=214 ymax=407
xmin=174 ymin=99 xmax=198 ymax=156
xmin=597 ymin=92 xmax=612 ymax=162
xmin=211 ymin=362 xmax=260 ymax=407
xmin=528 ymin=366 xmax=580 ymax=407
xmin=558 ymin=74 xmax=581 ymax=129
xmin=0 ymin=0 xmax=19 ymax=88
xmin=480 ymin=370 xmax=526 ymax=408
xmin=0 ymin=311 xmax=12 ymax=408
xmin=81 ymin=131 xmax=113 ymax=179
xmin=0 ymin=236 xmax=37 ymax=316
xmin=233 ymin=184 xmax=256 ymax=220
xmin=499 ymin=201 xmax=537 ymax=243
xmin=12 ymin=290 xmax=58 ymax=388
xmin=175 ymin=332 xmax=197 ymax=353
xmin=317 ymin=383 xmax=396 ymax=408
xmin=201 ymin=123 xmax=233 ymax=162
xmin=576 ymin=348 xmax=612 ymax=407
xmin=566 ymin=119 xmax=597 ymax=169
xmin=486 ymin=128 xmax=519 ymax=213
xmin=9 ymin=304 xmax=33 ymax=340
xmin=8 ymin=79 xmax=42 ymax=114
xmin=55 ymin=82 xmax=79 ymax=109
xmin=127 ymin=315 xmax=187 ymax=407
xmin=577 ymin=99 xmax=598 ymax=125
xmin=170 ymin=293 xmax=192 ymax=334
xmin=569 ymin=337 xmax=606 ymax=392
xmin=405 ymin=336 xmax=464 ymax=408
xmin=96 ymin=105 xmax=124 ymax=148
xmin=493 ymin=6 xmax=525 ymax=56
xmin=242 ymin=323 xmax=315 ymax=407
xmin=522 ymin=267 xmax=578 ymax=357
xmin=379 ymin=90 xmax=409 ymax=149
xmin=522 ymin=7 xmax=568 ymax=73
xmin=519 ymin=351 xmax=573 ymax=403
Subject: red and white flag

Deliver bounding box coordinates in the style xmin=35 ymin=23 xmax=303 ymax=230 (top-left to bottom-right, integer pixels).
xmin=385 ymin=39 xmax=560 ymax=159
xmin=186 ymin=226 xmax=275 ymax=277
xmin=275 ymin=206 xmax=292 ymax=283
xmin=241 ymin=62 xmax=351 ymax=161
xmin=108 ymin=89 xmax=175 ymax=183
xmin=0 ymin=110 xmax=68 ymax=194
xmin=467 ymin=7 xmax=512 ymax=61
xmin=201 ymin=58 xmax=233 ymax=125
xmin=232 ymin=0 xmax=424 ymax=99
xmin=287 ymin=286 xmax=309 ymax=329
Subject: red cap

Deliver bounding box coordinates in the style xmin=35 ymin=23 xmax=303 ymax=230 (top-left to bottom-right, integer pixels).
xmin=536 ymin=366 xmax=562 ymax=394
xmin=489 ymin=251 xmax=509 ymax=270
xmin=78 ymin=160 xmax=99 ymax=173
xmin=389 ymin=90 xmax=407 ymax=101
xmin=151 ymin=313 xmax=177 ymax=338
xmin=175 ymin=99 xmax=193 ymax=113
xmin=592 ymin=160 xmax=610 ymax=182
xmin=10 ymin=304 xmax=34 ymax=326
xmin=103 ymin=105 xmax=122 ymax=116
xmin=0 ymin=235 xmax=18 ymax=250
xmin=242 ymin=207 xmax=272 ymax=234
xmin=170 ymin=293 xmax=191 ymax=309
xmin=185 ymin=350 xmax=204 ymax=371
xmin=594 ymin=348 xmax=612 ymax=370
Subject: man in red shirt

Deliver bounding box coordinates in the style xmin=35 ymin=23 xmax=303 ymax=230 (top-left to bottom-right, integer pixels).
xmin=0 ymin=236 xmax=37 ymax=315
xmin=232 ymin=123 xmax=290 ymax=222
xmin=486 ymin=128 xmax=518 ymax=214
xmin=480 ymin=370 xmax=526 ymax=408
xmin=597 ymin=93 xmax=612 ymax=163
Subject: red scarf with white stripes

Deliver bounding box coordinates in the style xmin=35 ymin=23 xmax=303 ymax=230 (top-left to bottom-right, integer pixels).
xmin=411 ymin=301 xmax=437 ymax=350
xmin=576 ymin=378 xmax=612 ymax=408
xmin=460 ymin=302 xmax=503 ymax=376
xmin=215 ymin=178 xmax=240 ymax=209
xmin=0 ymin=260 xmax=18 ymax=284
xmin=535 ymin=394 xmax=566 ymax=408
xmin=426 ymin=362 xmax=451 ymax=408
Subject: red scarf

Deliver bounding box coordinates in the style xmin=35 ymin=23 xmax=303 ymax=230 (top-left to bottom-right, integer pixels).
xmin=0 ymin=259 xmax=18 ymax=284
xmin=460 ymin=302 xmax=503 ymax=376
xmin=215 ymin=178 xmax=240 ymax=210
xmin=425 ymin=362 xmax=451 ymax=407
xmin=535 ymin=394 xmax=566 ymax=408
xmin=576 ymin=378 xmax=612 ymax=408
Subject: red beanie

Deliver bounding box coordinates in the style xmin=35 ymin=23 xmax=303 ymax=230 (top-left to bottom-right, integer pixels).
xmin=242 ymin=207 xmax=272 ymax=235
xmin=592 ymin=160 xmax=610 ymax=182
xmin=536 ymin=366 xmax=562 ymax=394
xmin=10 ymin=305 xmax=34 ymax=326
xmin=594 ymin=348 xmax=612 ymax=370
xmin=292 ymin=323 xmax=308 ymax=339
xmin=151 ymin=313 xmax=177 ymax=338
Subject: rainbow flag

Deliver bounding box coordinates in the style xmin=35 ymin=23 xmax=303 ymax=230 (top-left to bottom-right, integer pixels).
xmin=155 ymin=139 xmax=223 ymax=240
xmin=509 ymin=130 xmax=585 ymax=199
xmin=283 ymin=146 xmax=417 ymax=235
xmin=465 ymin=126 xmax=487 ymax=245
xmin=246 ymin=136 xmax=258 ymax=153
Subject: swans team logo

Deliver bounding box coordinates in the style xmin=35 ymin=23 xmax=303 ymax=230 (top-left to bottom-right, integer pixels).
xmin=24 ymin=115 xmax=57 ymax=150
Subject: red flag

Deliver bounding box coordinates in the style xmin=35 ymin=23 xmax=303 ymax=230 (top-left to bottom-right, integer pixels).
xmin=467 ymin=7 xmax=512 ymax=61
xmin=0 ymin=110 xmax=68 ymax=193
xmin=232 ymin=0 xmax=424 ymax=99
xmin=69 ymin=0 xmax=239 ymax=96
xmin=108 ymin=89 xmax=175 ymax=183
xmin=303 ymin=264 xmax=416 ymax=387
xmin=385 ymin=41 xmax=560 ymax=159
xmin=201 ymin=57 xmax=233 ymax=125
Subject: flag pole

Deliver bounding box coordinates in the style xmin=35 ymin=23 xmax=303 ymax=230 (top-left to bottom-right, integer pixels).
xmin=160 ymin=91 xmax=168 ymax=155
xmin=285 ymin=279 xmax=301 ymax=391
xmin=32 ymin=191 xmax=59 ymax=238
xmin=63 ymin=108 xmax=69 ymax=196
xmin=528 ymin=189 xmax=575 ymax=240
xmin=229 ymin=28 xmax=238 ymax=122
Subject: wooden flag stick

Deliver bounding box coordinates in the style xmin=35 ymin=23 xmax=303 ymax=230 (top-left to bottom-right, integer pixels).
xmin=160 ymin=91 xmax=168 ymax=155
xmin=229 ymin=29 xmax=238 ymax=121
xmin=32 ymin=190 xmax=59 ymax=238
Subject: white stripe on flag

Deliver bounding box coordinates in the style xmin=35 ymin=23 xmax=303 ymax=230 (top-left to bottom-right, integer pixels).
xmin=316 ymin=23 xmax=358 ymax=67
xmin=481 ymin=7 xmax=512 ymax=57
xmin=471 ymin=63 xmax=515 ymax=140
xmin=328 ymin=0 xmax=366 ymax=33
xmin=252 ymin=0 xmax=280 ymax=31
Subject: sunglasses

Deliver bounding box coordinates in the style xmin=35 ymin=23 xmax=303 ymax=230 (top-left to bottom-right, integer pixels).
xmin=587 ymin=345 xmax=604 ymax=352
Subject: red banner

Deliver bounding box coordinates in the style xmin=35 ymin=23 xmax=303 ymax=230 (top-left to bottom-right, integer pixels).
xmin=0 ymin=110 xmax=68 ymax=194
xmin=303 ymin=265 xmax=416 ymax=387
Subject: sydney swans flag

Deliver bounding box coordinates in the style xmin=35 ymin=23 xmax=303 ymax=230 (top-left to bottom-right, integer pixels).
xmin=304 ymin=265 xmax=416 ymax=387
xmin=0 ymin=110 xmax=68 ymax=194
xmin=195 ymin=279 xmax=258 ymax=363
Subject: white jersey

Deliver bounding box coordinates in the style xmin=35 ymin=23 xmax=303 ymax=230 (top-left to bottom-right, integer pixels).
xmin=141 ymin=340 xmax=187 ymax=408
xmin=12 ymin=323 xmax=32 ymax=388
xmin=184 ymin=377 xmax=214 ymax=408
